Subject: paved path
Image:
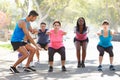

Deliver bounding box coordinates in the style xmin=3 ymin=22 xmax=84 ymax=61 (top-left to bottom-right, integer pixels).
xmin=0 ymin=38 xmax=120 ymax=80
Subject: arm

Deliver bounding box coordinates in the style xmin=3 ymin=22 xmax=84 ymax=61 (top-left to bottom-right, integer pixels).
xmin=97 ymin=30 xmax=101 ymax=36
xmin=46 ymin=29 xmax=50 ymax=35
xmin=63 ymin=31 xmax=67 ymax=35
xmin=18 ymin=21 xmax=40 ymax=49
xmin=87 ymin=27 xmax=90 ymax=33
xmin=110 ymin=30 xmax=117 ymax=35
xmin=29 ymin=26 xmax=38 ymax=34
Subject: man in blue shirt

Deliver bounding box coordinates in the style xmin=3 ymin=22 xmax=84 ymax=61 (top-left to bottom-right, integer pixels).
xmin=36 ymin=22 xmax=49 ymax=62
xmin=10 ymin=10 xmax=40 ymax=73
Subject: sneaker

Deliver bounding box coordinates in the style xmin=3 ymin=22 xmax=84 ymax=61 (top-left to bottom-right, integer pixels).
xmin=27 ymin=67 xmax=36 ymax=71
xmin=98 ymin=65 xmax=102 ymax=71
xmin=62 ymin=66 xmax=67 ymax=72
xmin=24 ymin=67 xmax=31 ymax=72
xmin=48 ymin=66 xmax=53 ymax=72
xmin=77 ymin=62 xmax=81 ymax=68
xmin=24 ymin=67 xmax=36 ymax=72
xmin=109 ymin=65 xmax=115 ymax=71
xmin=10 ymin=66 xmax=20 ymax=73
xmin=81 ymin=63 xmax=85 ymax=68
xmin=30 ymin=62 xmax=35 ymax=67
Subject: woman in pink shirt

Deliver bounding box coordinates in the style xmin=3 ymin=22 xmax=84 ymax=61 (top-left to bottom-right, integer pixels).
xmin=74 ymin=17 xmax=89 ymax=68
xmin=47 ymin=21 xmax=67 ymax=72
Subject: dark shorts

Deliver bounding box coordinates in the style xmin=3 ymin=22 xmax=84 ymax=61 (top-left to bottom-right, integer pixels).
xmin=74 ymin=37 xmax=89 ymax=45
xmin=37 ymin=43 xmax=48 ymax=50
xmin=11 ymin=42 xmax=28 ymax=51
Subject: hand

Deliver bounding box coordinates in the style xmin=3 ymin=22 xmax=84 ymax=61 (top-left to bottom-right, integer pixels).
xmin=32 ymin=29 xmax=38 ymax=34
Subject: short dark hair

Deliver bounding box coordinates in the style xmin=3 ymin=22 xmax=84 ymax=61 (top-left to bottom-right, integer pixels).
xmin=53 ymin=21 xmax=61 ymax=26
xmin=40 ymin=22 xmax=46 ymax=25
xmin=28 ymin=10 xmax=39 ymax=17
xmin=102 ymin=20 xmax=109 ymax=25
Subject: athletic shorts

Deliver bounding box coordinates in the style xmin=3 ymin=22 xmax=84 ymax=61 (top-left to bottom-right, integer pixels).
xmin=37 ymin=43 xmax=48 ymax=50
xmin=11 ymin=42 xmax=28 ymax=51
xmin=74 ymin=37 xmax=89 ymax=45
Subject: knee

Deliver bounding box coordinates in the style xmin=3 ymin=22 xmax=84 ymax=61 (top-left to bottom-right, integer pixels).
xmin=30 ymin=48 xmax=36 ymax=54
xmin=109 ymin=52 xmax=114 ymax=57
xmin=99 ymin=53 xmax=104 ymax=56
xmin=49 ymin=56 xmax=54 ymax=62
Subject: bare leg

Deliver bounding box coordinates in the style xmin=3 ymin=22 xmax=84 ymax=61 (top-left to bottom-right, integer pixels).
xmin=75 ymin=41 xmax=81 ymax=62
xmin=99 ymin=56 xmax=103 ymax=65
xmin=25 ymin=44 xmax=36 ymax=67
xmin=13 ymin=46 xmax=28 ymax=68
xmin=61 ymin=60 xmax=65 ymax=66
xmin=49 ymin=61 xmax=53 ymax=67
xmin=75 ymin=41 xmax=81 ymax=67
xmin=110 ymin=57 xmax=113 ymax=65
xmin=82 ymin=42 xmax=88 ymax=63
xmin=36 ymin=50 xmax=40 ymax=62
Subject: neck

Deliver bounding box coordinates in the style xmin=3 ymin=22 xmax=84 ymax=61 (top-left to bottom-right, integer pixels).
xmin=54 ymin=29 xmax=59 ymax=33
xmin=41 ymin=29 xmax=45 ymax=32
xmin=103 ymin=28 xmax=108 ymax=31
xmin=26 ymin=17 xmax=30 ymax=22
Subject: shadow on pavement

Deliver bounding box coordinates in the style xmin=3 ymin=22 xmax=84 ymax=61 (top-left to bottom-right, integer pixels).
xmin=4 ymin=60 xmax=120 ymax=80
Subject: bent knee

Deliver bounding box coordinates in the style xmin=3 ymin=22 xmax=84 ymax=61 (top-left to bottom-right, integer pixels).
xmin=29 ymin=48 xmax=36 ymax=54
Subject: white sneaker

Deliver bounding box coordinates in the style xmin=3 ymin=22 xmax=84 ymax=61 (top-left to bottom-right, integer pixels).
xmin=30 ymin=61 xmax=35 ymax=67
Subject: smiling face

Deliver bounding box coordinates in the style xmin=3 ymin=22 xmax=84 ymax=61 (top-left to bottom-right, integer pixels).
xmin=102 ymin=24 xmax=109 ymax=30
xmin=53 ymin=21 xmax=61 ymax=31
xmin=29 ymin=16 xmax=37 ymax=22
xmin=78 ymin=18 xmax=85 ymax=26
xmin=53 ymin=23 xmax=61 ymax=30
xmin=102 ymin=21 xmax=109 ymax=30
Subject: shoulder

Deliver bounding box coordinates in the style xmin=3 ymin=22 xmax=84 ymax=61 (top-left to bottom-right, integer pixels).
xmin=18 ymin=20 xmax=26 ymax=28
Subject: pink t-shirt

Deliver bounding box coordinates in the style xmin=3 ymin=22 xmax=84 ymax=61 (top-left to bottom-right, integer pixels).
xmin=48 ymin=29 xmax=64 ymax=49
xmin=76 ymin=32 xmax=87 ymax=40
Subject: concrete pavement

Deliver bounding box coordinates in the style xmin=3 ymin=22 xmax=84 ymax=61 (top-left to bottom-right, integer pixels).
xmin=0 ymin=38 xmax=120 ymax=80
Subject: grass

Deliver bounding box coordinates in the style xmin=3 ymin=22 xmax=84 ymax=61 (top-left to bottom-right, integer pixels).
xmin=0 ymin=44 xmax=12 ymax=50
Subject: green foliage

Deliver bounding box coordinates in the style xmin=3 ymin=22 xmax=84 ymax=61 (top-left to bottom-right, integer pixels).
xmin=0 ymin=0 xmax=120 ymax=31
xmin=0 ymin=44 xmax=12 ymax=50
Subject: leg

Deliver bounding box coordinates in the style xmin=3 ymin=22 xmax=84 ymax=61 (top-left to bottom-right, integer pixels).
xmin=58 ymin=47 xmax=66 ymax=71
xmin=105 ymin=46 xmax=115 ymax=71
xmin=48 ymin=47 xmax=55 ymax=72
xmin=45 ymin=43 xmax=49 ymax=50
xmin=10 ymin=46 xmax=28 ymax=73
xmin=25 ymin=44 xmax=36 ymax=67
xmin=13 ymin=46 xmax=28 ymax=67
xmin=81 ymin=41 xmax=88 ymax=67
xmin=105 ymin=46 xmax=114 ymax=65
xmin=18 ymin=53 xmax=23 ymax=68
xmin=74 ymin=41 xmax=81 ymax=67
xmin=36 ymin=49 xmax=40 ymax=62
xmin=58 ymin=47 xmax=66 ymax=66
xmin=97 ymin=45 xmax=105 ymax=71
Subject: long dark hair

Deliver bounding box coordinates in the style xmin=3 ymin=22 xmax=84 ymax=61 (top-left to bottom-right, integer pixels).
xmin=76 ymin=17 xmax=87 ymax=33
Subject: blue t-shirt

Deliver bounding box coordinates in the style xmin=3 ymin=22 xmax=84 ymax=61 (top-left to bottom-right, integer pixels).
xmin=37 ymin=29 xmax=49 ymax=44
xmin=98 ymin=30 xmax=112 ymax=48
xmin=11 ymin=18 xmax=30 ymax=42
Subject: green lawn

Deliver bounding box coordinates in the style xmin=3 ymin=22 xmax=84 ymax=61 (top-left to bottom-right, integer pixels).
xmin=0 ymin=44 xmax=12 ymax=50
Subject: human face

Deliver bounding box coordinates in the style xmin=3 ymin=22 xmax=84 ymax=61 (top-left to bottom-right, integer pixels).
xmin=102 ymin=24 xmax=109 ymax=30
xmin=53 ymin=23 xmax=61 ymax=30
xmin=78 ymin=18 xmax=84 ymax=26
xmin=30 ymin=16 xmax=37 ymax=22
xmin=40 ymin=24 xmax=46 ymax=30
